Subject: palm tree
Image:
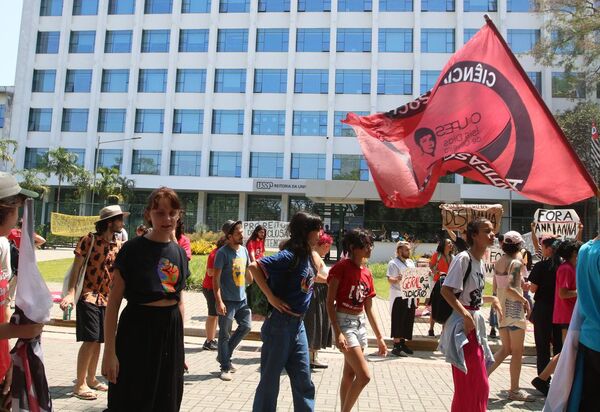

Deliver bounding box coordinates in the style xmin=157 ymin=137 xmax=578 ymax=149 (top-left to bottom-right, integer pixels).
xmin=17 ymin=169 xmax=49 ymax=199
xmin=94 ymin=167 xmax=135 ymax=203
xmin=39 ymin=147 xmax=81 ymax=211
xmin=0 ymin=138 xmax=18 ymax=170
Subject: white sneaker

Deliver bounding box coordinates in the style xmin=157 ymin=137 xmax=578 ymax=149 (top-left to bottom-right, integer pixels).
xmin=219 ymin=371 xmax=233 ymax=381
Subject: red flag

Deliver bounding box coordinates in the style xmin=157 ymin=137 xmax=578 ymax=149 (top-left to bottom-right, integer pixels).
xmin=344 ymin=17 xmax=597 ymax=208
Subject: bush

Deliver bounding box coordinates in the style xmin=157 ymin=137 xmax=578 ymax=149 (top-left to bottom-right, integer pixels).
xmin=188 ymin=231 xmax=221 ymax=243
xmin=190 ymin=239 xmax=216 ymax=255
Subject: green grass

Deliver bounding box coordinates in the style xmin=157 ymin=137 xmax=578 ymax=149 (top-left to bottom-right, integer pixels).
xmin=369 ymin=262 xmax=390 ymax=299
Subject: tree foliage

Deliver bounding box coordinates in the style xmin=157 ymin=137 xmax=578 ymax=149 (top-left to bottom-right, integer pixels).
xmin=39 ymin=147 xmax=81 ymax=211
xmin=0 ymin=138 xmax=18 ymax=169
xmin=17 ymin=169 xmax=49 ymax=199
xmin=94 ymin=166 xmax=135 ymax=203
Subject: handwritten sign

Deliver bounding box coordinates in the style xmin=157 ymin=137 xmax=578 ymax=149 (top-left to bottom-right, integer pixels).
xmin=399 ymin=267 xmax=432 ymax=299
xmin=533 ymin=209 xmax=580 ymax=239
xmin=50 ymin=212 xmax=96 ymax=237
xmin=242 ymin=221 xmax=288 ymax=249
xmin=482 ymin=246 xmax=503 ymax=278
xmin=440 ymin=204 xmax=503 ymax=234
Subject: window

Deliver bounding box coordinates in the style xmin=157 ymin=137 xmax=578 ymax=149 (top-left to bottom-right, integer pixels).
xmin=421 ymin=29 xmax=454 ymax=53
xmin=379 ymin=0 xmax=412 ymax=11
xmin=105 ymin=30 xmax=132 ymax=53
xmin=145 ymin=0 xmax=173 ymax=13
xmin=66 ymin=148 xmax=85 ymax=166
xmin=421 ymin=0 xmax=454 ymax=11
xmin=337 ymin=29 xmax=371 ymax=52
xmin=61 ymin=109 xmax=89 ymax=132
xmin=65 ymin=69 xmax=92 ymax=92
xmin=108 ymin=0 xmax=135 ymax=14
xmin=288 ymin=195 xmax=315 ymax=216
xmin=296 ymin=29 xmax=329 ymax=52
xmin=69 ymin=31 xmax=95 ymax=53
xmin=378 ymin=70 xmax=412 ymax=95
xmin=73 ymin=0 xmax=98 ymax=15
xmin=298 ymin=0 xmax=331 ymax=11
xmin=0 ymin=105 xmax=4 ymax=128
xmin=214 ymin=69 xmax=246 ymax=93
xmin=247 ymin=195 xmax=282 ymax=220
xmin=464 ymin=29 xmax=478 ymax=43
xmin=173 ymin=109 xmax=203 ymax=133
xmin=333 ymin=154 xmax=368 ymax=181
xmin=464 ymin=0 xmax=496 ymax=11
xmin=257 ymin=29 xmax=289 ymax=52
xmin=170 ymin=151 xmax=201 ymax=176
xmin=551 ymin=30 xmax=576 ymax=55
xmin=135 ymin=109 xmax=164 ymax=132
xmin=24 ymin=148 xmax=48 ymax=169
xmin=552 ymin=72 xmax=586 ymax=98
xmin=338 ymin=0 xmax=371 ymax=11
xmin=40 ymin=0 xmax=63 ymax=16
xmin=212 ymin=110 xmax=244 ymax=134
xmin=254 ymin=69 xmax=287 ymax=93
xmin=294 ymin=69 xmax=328 ymax=93
xmin=527 ymin=71 xmax=542 ymax=94
xmin=336 ymin=70 xmax=370 ymax=94
xmin=258 ymin=0 xmax=290 ymax=11
xmin=507 ymin=0 xmax=538 ymax=12
xmin=217 ymin=29 xmax=248 ymax=52
xmin=379 ymin=28 xmax=412 ymax=52
xmin=292 ymin=111 xmax=327 ymax=136
xmin=250 ymin=153 xmax=283 ymax=178
xmin=179 ymin=29 xmax=209 ymax=52
xmin=101 ymin=69 xmax=129 ymax=92
xmin=132 ymin=150 xmax=161 ymax=174
xmin=291 ymin=154 xmax=325 ymax=179
xmin=182 ymin=0 xmax=211 ymax=12
xmin=206 ymin=194 xmax=239 ymax=231
xmin=141 ymin=30 xmax=170 ymax=52
xmin=252 ymin=110 xmax=285 ymax=135
xmin=334 ymin=111 xmax=368 ymax=137
xmin=176 ymin=69 xmax=206 ymax=92
xmin=210 ymin=151 xmax=242 ymax=177
xmin=420 ymin=70 xmax=440 ymax=94
xmin=220 ymin=0 xmax=249 ymax=12
xmin=98 ymin=109 xmax=127 ymax=132
xmin=36 ymin=31 xmax=60 ymax=53
xmin=507 ymin=29 xmax=540 ymax=53
xmin=138 ymin=69 xmax=168 ymax=92
xmin=32 ymin=70 xmax=56 ymax=92
xmin=28 ymin=109 xmax=52 ymax=131
xmin=97 ymin=149 xmax=123 ymax=171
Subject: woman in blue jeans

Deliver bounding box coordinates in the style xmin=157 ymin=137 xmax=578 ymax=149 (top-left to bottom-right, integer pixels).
xmin=248 ymin=211 xmax=323 ymax=412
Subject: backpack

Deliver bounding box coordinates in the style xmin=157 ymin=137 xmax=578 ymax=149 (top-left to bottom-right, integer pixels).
xmin=9 ymin=239 xmax=19 ymax=277
xmin=430 ymin=256 xmax=472 ymax=324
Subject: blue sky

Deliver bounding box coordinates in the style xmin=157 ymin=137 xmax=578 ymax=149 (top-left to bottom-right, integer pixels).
xmin=0 ymin=1 xmax=23 ymax=86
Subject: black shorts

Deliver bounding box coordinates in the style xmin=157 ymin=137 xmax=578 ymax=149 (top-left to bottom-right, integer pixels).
xmin=76 ymin=300 xmax=106 ymax=343
xmin=203 ymin=288 xmax=217 ymax=317
xmin=391 ymin=297 xmax=416 ymax=340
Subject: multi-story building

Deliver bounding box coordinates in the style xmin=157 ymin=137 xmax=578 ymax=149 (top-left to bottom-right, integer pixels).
xmin=9 ymin=0 xmax=599 ymax=238
xmin=0 ymin=86 xmax=13 ymax=139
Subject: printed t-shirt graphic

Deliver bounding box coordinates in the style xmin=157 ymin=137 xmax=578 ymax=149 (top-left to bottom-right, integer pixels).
xmin=232 ymin=257 xmax=246 ymax=287
xmin=157 ymin=258 xmax=180 ymax=293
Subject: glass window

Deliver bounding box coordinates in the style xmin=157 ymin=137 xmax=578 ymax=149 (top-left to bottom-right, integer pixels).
xmin=66 ymin=148 xmax=85 ymax=166
xmin=552 ymin=72 xmax=586 ymax=98
xmin=145 ymin=0 xmax=173 ymax=13
xmin=421 ymin=29 xmax=454 ymax=53
xmin=258 ymin=0 xmax=290 ymax=11
xmin=250 ymin=153 xmax=284 ymax=178
xmin=73 ymin=0 xmax=98 ymax=15
xmin=338 ymin=0 xmax=372 ymax=11
xmin=132 ymin=150 xmax=161 ymax=174
xmin=464 ymin=28 xmax=478 ymax=43
xmin=141 ymin=30 xmax=170 ymax=52
xmin=333 ymin=154 xmax=368 ymax=181
xmin=210 ymin=151 xmax=242 ymax=177
xmin=65 ymin=69 xmax=93 ymax=92
xmin=551 ymin=30 xmax=576 ymax=55
xmin=526 ymin=71 xmax=542 ymax=94
xmin=173 ymin=109 xmax=203 ymax=133
xmin=32 ymin=70 xmax=56 ymax=92
xmin=507 ymin=29 xmax=540 ymax=53
xmin=291 ymin=154 xmax=325 ymax=179
xmin=170 ymin=151 xmax=201 ymax=176
xmin=379 ymin=0 xmax=412 ymax=11
xmin=36 ymin=31 xmax=60 ymax=53
xmin=421 ymin=0 xmax=454 ymax=11
xmin=61 ymin=109 xmax=89 ymax=132
xmin=138 ymin=69 xmax=168 ymax=93
xmin=101 ymin=69 xmax=129 ymax=92
xmin=109 ymin=0 xmax=136 ymax=14
xmin=378 ymin=70 xmax=412 ymax=95
xmin=69 ymin=31 xmax=96 ymax=53
xmin=337 ymin=29 xmax=371 ymax=52
xmin=182 ymin=0 xmax=211 ymax=12
xmin=292 ymin=111 xmax=327 ymax=136
xmin=40 ymin=0 xmax=63 ymax=16
xmin=247 ymin=195 xmax=282 ymax=220
xmin=420 ymin=70 xmax=440 ymax=94
xmin=294 ymin=69 xmax=328 ymax=94
xmin=105 ymin=30 xmax=132 ymax=53
xmin=214 ymin=69 xmax=246 ymax=93
xmin=298 ymin=0 xmax=331 ymax=11
xmin=288 ymin=196 xmax=315 ymax=216
xmin=206 ymin=194 xmax=239 ymax=231
xmin=254 ymin=69 xmax=287 ymax=93
xmin=98 ymin=109 xmax=127 ymax=132
xmin=252 ymin=110 xmax=285 ymax=135
xmin=24 ymin=148 xmax=49 ymax=169
xmin=97 ymin=149 xmax=123 ymax=171
xmin=28 ymin=109 xmax=52 ymax=132
xmin=335 ymin=70 xmax=370 ymax=94
xmin=212 ymin=110 xmax=244 ymax=134
xmin=0 ymin=105 xmax=4 ymax=129
xmin=220 ymin=0 xmax=249 ymax=11
xmin=257 ymin=29 xmax=289 ymax=52
xmin=179 ymin=29 xmax=209 ymax=52
xmin=464 ymin=0 xmax=496 ymax=11
xmin=507 ymin=0 xmax=538 ymax=12
xmin=379 ymin=28 xmax=412 ymax=52
xmin=176 ymin=69 xmax=206 ymax=92
xmin=134 ymin=109 xmax=164 ymax=132
xmin=296 ymin=28 xmax=329 ymax=52
xmin=334 ymin=111 xmax=368 ymax=137
xmin=217 ymin=29 xmax=248 ymax=52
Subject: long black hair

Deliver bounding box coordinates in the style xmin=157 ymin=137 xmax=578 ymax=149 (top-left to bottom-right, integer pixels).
xmin=282 ymin=211 xmax=322 ymax=269
xmin=550 ymin=238 xmax=582 ymax=271
xmin=246 ymin=225 xmax=266 ymax=246
xmin=342 ymin=228 xmax=373 ymax=257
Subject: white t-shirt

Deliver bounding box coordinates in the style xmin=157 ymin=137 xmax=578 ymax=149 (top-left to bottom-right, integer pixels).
xmin=443 ymin=250 xmax=485 ymax=309
xmin=386 ymin=257 xmax=415 ymax=292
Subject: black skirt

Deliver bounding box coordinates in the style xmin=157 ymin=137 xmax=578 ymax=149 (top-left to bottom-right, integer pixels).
xmin=107 ymin=304 xmax=184 ymax=412
xmin=304 ymin=283 xmax=332 ymax=350
xmin=391 ymin=297 xmax=416 ymax=340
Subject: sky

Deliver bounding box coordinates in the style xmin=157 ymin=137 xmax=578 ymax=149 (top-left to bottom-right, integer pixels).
xmin=0 ymin=1 xmax=23 ymax=86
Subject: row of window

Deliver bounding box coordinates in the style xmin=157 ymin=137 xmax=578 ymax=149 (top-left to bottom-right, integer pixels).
xmin=40 ymin=0 xmax=538 ymax=17
xmin=24 ymin=147 xmax=368 ymax=180
xmin=0 ymin=105 xmax=5 ymax=128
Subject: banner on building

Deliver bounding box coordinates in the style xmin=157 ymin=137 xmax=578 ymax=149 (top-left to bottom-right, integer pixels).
xmin=399 ymin=267 xmax=432 ymax=299
xmin=242 ymin=221 xmax=288 ymax=249
xmin=533 ymin=209 xmax=580 ymax=239
xmin=50 ymin=212 xmax=96 ymax=237
xmin=440 ymin=203 xmax=503 ymax=234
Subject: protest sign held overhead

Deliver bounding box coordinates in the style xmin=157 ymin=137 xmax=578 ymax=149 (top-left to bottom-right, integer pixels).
xmin=441 ymin=203 xmax=503 ymax=234
xmin=242 ymin=221 xmax=288 ymax=249
xmin=399 ymin=267 xmax=432 ymax=299
xmin=482 ymin=246 xmax=503 ymax=278
xmin=343 ymin=17 xmax=597 ymax=209
xmin=533 ymin=209 xmax=580 ymax=239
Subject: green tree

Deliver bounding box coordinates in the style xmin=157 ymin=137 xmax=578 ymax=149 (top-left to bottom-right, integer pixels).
xmin=39 ymin=147 xmax=81 ymax=211
xmin=71 ymin=168 xmax=93 ymax=199
xmin=16 ymin=169 xmax=49 ymax=199
xmin=0 ymin=138 xmax=18 ymax=169
xmin=94 ymin=167 xmax=135 ymax=203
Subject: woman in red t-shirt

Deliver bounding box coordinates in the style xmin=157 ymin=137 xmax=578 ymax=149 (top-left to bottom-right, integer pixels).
xmin=428 ymin=238 xmax=454 ymax=336
xmin=246 ymin=225 xmax=266 ymax=262
xmin=202 ymin=236 xmax=226 ymax=351
xmin=327 ymin=229 xmax=387 ymax=412
xmin=246 ymin=226 xmax=268 ymax=317
xmin=553 ymin=239 xmax=581 ymax=341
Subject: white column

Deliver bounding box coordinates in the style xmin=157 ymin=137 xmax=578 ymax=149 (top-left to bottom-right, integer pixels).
xmin=196 ymin=191 xmax=206 ymax=226
xmin=283 ymin=0 xmax=299 ymax=179
xmin=238 ymin=192 xmax=247 ymax=220
xmin=280 ymin=193 xmax=289 ymax=221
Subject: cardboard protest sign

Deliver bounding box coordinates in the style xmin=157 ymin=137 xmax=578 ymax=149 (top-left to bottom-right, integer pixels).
xmin=533 ymin=209 xmax=580 ymax=239
xmin=440 ymin=203 xmax=503 ymax=234
xmin=482 ymin=246 xmax=503 ymax=278
xmin=399 ymin=267 xmax=432 ymax=299
xmin=242 ymin=221 xmax=288 ymax=249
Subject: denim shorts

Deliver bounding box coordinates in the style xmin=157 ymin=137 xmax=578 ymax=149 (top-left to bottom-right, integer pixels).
xmin=336 ymin=311 xmax=367 ymax=349
xmin=500 ymin=325 xmax=522 ymax=332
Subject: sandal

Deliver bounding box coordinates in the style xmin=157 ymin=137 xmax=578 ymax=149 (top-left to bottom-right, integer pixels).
xmin=73 ymin=391 xmax=98 ymax=401
xmin=88 ymin=382 xmax=108 ymax=392
xmin=508 ymin=389 xmax=535 ymax=402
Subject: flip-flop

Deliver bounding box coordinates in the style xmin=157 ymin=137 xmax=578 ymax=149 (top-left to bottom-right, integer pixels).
xmin=88 ymin=382 xmax=108 ymax=392
xmin=73 ymin=391 xmax=98 ymax=401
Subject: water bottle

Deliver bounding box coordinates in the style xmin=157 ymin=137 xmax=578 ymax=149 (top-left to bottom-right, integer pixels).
xmin=63 ymin=304 xmax=72 ymax=321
